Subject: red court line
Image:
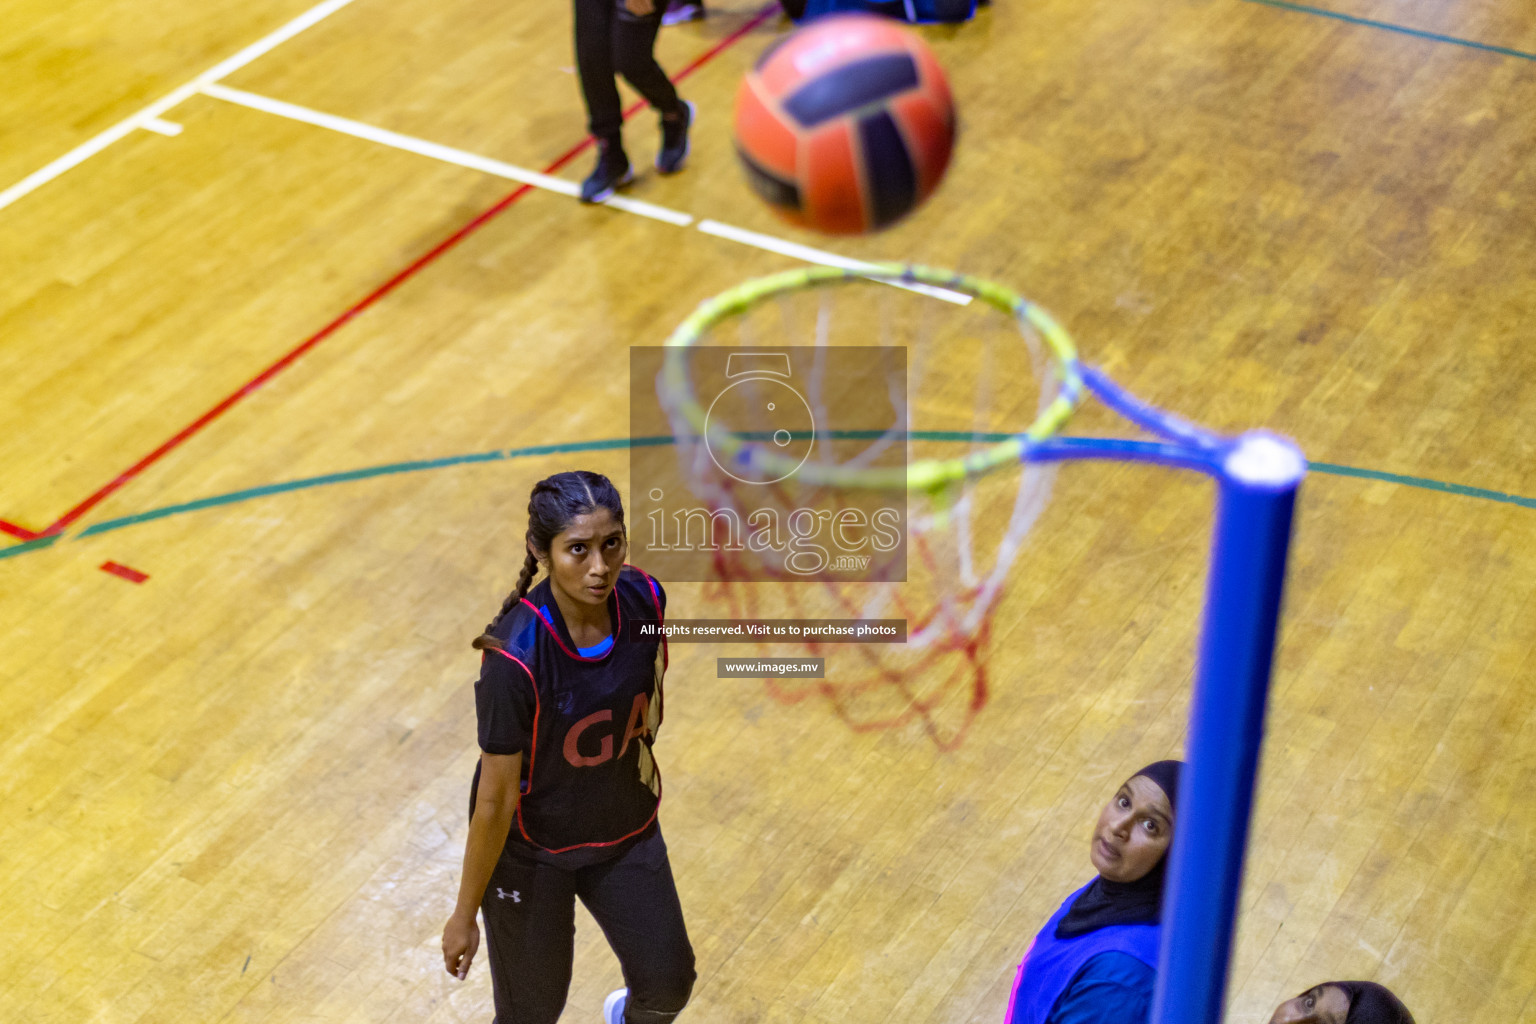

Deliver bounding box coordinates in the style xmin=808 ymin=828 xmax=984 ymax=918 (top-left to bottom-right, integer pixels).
xmin=1 ymin=519 xmax=39 ymax=541
xmin=33 ymin=5 xmax=778 ymax=540
xmin=100 ymin=561 xmax=150 ymax=584
xmin=46 ymin=180 xmax=539 ymax=538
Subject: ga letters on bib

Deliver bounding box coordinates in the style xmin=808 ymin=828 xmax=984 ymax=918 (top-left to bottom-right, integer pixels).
xmin=472 ymin=565 xmax=668 ymax=866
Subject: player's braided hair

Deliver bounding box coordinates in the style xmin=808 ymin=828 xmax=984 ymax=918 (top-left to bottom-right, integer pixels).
xmin=472 ymin=470 xmax=626 ymax=652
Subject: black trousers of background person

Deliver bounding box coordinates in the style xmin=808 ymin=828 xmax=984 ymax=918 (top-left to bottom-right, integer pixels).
xmin=481 ymin=828 xmax=696 ymax=1024
xmin=574 ymin=0 xmax=682 ymax=142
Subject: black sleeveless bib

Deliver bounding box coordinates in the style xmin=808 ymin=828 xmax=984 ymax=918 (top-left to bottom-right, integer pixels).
xmin=480 ymin=565 xmax=667 ymax=866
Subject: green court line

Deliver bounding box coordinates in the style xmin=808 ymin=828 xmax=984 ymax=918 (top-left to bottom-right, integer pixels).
xmin=70 ymin=439 xmax=650 ymax=539
xmin=1307 ymin=461 xmax=1536 ymax=509
xmin=1242 ymin=0 xmax=1536 ymax=62
xmin=0 ymin=535 xmax=61 ymax=561
xmin=2 ymin=435 xmax=1532 ymax=564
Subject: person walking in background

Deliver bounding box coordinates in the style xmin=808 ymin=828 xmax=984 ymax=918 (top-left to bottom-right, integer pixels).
xmin=575 ymin=0 xmax=695 ymax=202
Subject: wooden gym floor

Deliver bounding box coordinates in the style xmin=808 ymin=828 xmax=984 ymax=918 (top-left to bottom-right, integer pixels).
xmin=3 ymin=0 xmax=1534 ymax=1021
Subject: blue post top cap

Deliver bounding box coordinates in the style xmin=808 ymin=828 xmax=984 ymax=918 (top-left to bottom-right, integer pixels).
xmin=1221 ymin=432 xmax=1307 ymax=489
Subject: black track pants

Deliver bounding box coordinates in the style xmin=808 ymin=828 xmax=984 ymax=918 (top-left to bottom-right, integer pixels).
xmin=574 ymin=0 xmax=682 ymax=142
xmin=480 ymin=829 xmax=696 ymax=1024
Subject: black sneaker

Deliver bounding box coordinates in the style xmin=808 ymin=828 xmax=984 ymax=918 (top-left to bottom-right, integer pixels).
xmin=656 ymin=101 xmax=695 ymax=175
xmin=580 ymin=140 xmax=633 ymax=203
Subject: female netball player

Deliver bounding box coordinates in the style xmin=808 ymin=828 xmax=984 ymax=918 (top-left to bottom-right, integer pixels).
xmin=575 ymin=0 xmax=695 ymax=203
xmin=1005 ymin=760 xmax=1185 ymax=1024
xmin=441 ymin=471 xmax=694 ymax=1024
xmin=1268 ymin=981 xmax=1415 ymax=1024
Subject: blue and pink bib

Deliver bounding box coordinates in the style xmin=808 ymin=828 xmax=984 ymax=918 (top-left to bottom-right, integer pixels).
xmin=1005 ymin=882 xmax=1161 ymax=1024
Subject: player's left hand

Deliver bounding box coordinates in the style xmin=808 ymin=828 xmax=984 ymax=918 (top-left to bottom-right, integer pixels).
xmin=442 ymin=912 xmax=481 ymax=979
xmin=625 ymin=0 xmax=655 ymax=15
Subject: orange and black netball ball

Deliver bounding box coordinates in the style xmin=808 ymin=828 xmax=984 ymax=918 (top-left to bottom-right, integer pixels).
xmin=733 ymin=14 xmax=956 ymax=235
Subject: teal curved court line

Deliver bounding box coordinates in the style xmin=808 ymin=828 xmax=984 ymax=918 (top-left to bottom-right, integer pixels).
xmin=1241 ymin=0 xmax=1536 ymax=62
xmin=1 ymin=434 xmax=1533 ymax=564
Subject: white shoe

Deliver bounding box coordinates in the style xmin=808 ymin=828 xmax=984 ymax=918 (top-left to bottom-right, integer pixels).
xmin=603 ymin=988 xmax=629 ymax=1024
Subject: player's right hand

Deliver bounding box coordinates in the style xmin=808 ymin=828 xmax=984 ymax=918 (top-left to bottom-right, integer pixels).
xmin=442 ymin=912 xmax=480 ymax=979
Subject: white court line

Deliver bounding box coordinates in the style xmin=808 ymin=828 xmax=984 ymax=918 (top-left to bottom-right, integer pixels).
xmin=3 ymin=0 xmax=973 ymax=309
xmin=0 ymin=0 xmax=360 ymax=214
xmin=696 ymin=220 xmax=972 ymax=305
xmin=202 ymin=83 xmax=970 ymax=304
xmin=201 ymin=84 xmax=694 ymax=226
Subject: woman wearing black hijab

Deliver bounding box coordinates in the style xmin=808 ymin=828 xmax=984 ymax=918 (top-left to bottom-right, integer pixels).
xmin=1269 ymin=981 xmax=1415 ymax=1024
xmin=1005 ymin=760 xmax=1184 ymax=1024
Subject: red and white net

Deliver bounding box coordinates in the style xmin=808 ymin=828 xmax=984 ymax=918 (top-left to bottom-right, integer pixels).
xmin=653 ymin=273 xmax=1062 ymax=749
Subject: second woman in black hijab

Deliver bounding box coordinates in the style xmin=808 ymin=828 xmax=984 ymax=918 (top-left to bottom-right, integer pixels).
xmin=1269 ymin=980 xmax=1415 ymax=1024
xmin=1004 ymin=760 xmax=1185 ymax=1024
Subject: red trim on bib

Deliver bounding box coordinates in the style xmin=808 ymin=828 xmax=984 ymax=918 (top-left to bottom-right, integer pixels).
xmin=488 ymin=648 xmax=540 ymax=792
